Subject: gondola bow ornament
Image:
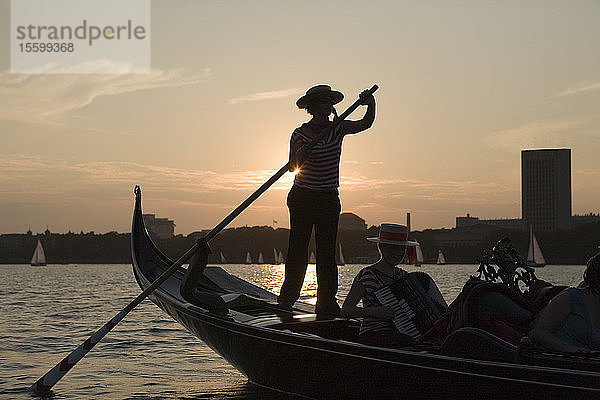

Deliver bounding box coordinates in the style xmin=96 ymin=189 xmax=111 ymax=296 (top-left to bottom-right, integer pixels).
xmin=475 ymin=237 xmax=538 ymax=295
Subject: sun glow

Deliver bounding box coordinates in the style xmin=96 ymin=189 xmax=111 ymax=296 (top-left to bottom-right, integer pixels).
xmin=257 ymin=264 xmax=317 ymax=306
xmin=294 ymin=168 xmax=300 ymax=175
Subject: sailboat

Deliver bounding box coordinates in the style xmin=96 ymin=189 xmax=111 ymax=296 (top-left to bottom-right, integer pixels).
xmin=220 ymin=252 xmax=227 ymax=264
xmin=309 ymin=251 xmax=316 ymax=264
xmin=257 ymin=252 xmax=265 ymax=264
xmin=273 ymin=248 xmax=279 ymax=264
xmin=31 ymin=239 xmax=46 ymax=266
xmin=278 ymin=250 xmax=285 ymax=264
xmin=415 ymin=242 xmax=424 ymax=266
xmin=338 ymin=243 xmax=345 ymax=266
xmin=436 ymin=250 xmax=446 ymax=265
xmin=527 ymin=226 xmax=546 ymax=268
xmin=245 ymin=252 xmax=252 ymax=264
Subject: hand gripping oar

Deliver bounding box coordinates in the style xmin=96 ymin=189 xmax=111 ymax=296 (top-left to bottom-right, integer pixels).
xmin=29 ymin=84 xmax=378 ymax=395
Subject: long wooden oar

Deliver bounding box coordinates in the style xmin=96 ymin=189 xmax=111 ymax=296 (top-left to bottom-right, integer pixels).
xmin=29 ymin=84 xmax=378 ymax=395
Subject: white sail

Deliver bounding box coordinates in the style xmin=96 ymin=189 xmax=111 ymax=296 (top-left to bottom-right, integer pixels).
xmin=278 ymin=250 xmax=285 ymax=264
xmin=258 ymin=252 xmax=264 ymax=264
xmin=273 ymin=248 xmax=279 ymax=264
xmin=220 ymin=252 xmax=227 ymax=263
xmin=527 ymin=227 xmax=546 ymax=266
xmin=437 ymin=250 xmax=446 ymax=265
xmin=245 ymin=252 xmax=252 ymax=264
xmin=31 ymin=239 xmax=46 ymax=266
xmin=415 ymin=243 xmax=424 ymax=265
xmin=338 ymin=243 xmax=345 ymax=266
xmin=309 ymin=251 xmax=316 ymax=264
xmin=532 ymin=235 xmax=545 ymax=265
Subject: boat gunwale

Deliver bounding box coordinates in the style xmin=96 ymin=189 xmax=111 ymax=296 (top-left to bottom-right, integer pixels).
xmin=134 ymin=266 xmax=600 ymax=393
xmin=131 ymin=252 xmax=600 ymax=383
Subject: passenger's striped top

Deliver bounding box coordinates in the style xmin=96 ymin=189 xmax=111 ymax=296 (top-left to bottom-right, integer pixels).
xmin=354 ymin=267 xmax=395 ymax=335
xmin=291 ymin=122 xmax=344 ymax=191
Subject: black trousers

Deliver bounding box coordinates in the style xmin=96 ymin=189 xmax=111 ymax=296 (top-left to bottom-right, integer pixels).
xmin=278 ymin=185 xmax=341 ymax=313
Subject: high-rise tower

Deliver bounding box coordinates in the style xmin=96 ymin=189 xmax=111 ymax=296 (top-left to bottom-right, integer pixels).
xmin=521 ymin=149 xmax=571 ymax=232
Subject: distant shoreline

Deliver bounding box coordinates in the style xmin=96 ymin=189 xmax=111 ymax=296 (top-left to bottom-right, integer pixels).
xmin=2 ymin=222 xmax=599 ymax=265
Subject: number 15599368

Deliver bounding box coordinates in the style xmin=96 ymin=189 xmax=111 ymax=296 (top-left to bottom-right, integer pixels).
xmin=19 ymin=42 xmax=74 ymax=52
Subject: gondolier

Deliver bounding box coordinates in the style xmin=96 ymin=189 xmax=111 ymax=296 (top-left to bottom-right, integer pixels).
xmin=278 ymin=84 xmax=376 ymax=315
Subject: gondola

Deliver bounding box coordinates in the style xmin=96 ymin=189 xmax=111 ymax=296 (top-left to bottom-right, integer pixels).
xmin=131 ymin=189 xmax=600 ymax=399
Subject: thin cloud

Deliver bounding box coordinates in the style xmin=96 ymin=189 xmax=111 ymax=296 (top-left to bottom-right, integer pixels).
xmin=343 ymin=160 xmax=384 ymax=165
xmin=12 ymin=59 xmax=151 ymax=74
xmin=0 ymin=155 xmax=525 ymax=231
xmin=0 ymin=156 xmax=297 ymax=195
xmin=0 ymin=67 xmax=212 ymax=124
xmin=0 ymin=156 xmax=518 ymax=208
xmin=340 ymin=175 xmax=516 ymax=204
xmin=557 ymin=81 xmax=600 ymax=97
xmin=575 ymin=168 xmax=600 ymax=177
xmin=485 ymin=117 xmax=599 ymax=152
xmin=230 ymin=88 xmax=301 ymax=105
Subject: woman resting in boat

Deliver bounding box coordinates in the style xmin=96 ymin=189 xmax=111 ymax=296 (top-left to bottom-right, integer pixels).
xmin=532 ymin=252 xmax=600 ymax=353
xmin=341 ymin=224 xmax=419 ymax=348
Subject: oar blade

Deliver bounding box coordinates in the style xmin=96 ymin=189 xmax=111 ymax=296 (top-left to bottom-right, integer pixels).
xmin=28 ymin=312 xmax=125 ymax=394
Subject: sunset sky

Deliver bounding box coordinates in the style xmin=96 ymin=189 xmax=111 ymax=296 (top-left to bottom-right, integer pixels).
xmin=1 ymin=1 xmax=599 ymax=234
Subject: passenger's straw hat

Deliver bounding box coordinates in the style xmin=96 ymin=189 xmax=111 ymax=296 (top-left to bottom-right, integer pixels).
xmin=296 ymin=84 xmax=344 ymax=109
xmin=367 ymin=224 xmax=419 ymax=246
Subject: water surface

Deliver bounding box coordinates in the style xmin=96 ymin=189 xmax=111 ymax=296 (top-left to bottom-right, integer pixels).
xmin=0 ymin=263 xmax=585 ymax=399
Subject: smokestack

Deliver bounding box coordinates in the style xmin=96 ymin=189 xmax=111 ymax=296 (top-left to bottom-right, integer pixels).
xmin=406 ymin=212 xmax=411 ymax=233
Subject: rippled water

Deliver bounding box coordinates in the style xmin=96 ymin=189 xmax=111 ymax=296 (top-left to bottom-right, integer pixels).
xmin=0 ymin=263 xmax=586 ymax=399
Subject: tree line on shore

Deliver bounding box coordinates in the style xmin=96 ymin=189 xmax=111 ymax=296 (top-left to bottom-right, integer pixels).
xmin=1 ymin=222 xmax=598 ymax=265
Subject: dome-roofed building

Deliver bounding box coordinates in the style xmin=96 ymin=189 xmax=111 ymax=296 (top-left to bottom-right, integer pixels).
xmin=339 ymin=213 xmax=367 ymax=231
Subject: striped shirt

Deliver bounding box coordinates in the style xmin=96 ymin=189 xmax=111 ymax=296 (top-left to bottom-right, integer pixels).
xmin=354 ymin=267 xmax=396 ymax=335
xmin=291 ymin=122 xmax=344 ymax=191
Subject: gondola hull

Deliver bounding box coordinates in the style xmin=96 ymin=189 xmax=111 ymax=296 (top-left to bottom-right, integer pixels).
xmin=131 ymin=189 xmax=600 ymax=399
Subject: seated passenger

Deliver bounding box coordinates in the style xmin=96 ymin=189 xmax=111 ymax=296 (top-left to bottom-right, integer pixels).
xmin=532 ymin=252 xmax=600 ymax=353
xmin=341 ymin=223 xmax=419 ymax=349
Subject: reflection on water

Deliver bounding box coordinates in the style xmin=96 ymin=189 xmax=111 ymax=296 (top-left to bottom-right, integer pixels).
xmin=242 ymin=263 xmax=318 ymax=305
xmin=0 ymin=263 xmax=586 ymax=399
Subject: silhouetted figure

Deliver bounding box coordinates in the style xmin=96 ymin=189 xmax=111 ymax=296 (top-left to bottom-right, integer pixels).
xmin=278 ymin=84 xmax=376 ymax=316
xmin=341 ymin=224 xmax=419 ymax=348
xmin=532 ymin=252 xmax=600 ymax=353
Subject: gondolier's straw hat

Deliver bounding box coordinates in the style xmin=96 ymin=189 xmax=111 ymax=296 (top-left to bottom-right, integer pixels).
xmin=296 ymin=84 xmax=344 ymax=109
xmin=367 ymin=224 xmax=419 ymax=246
